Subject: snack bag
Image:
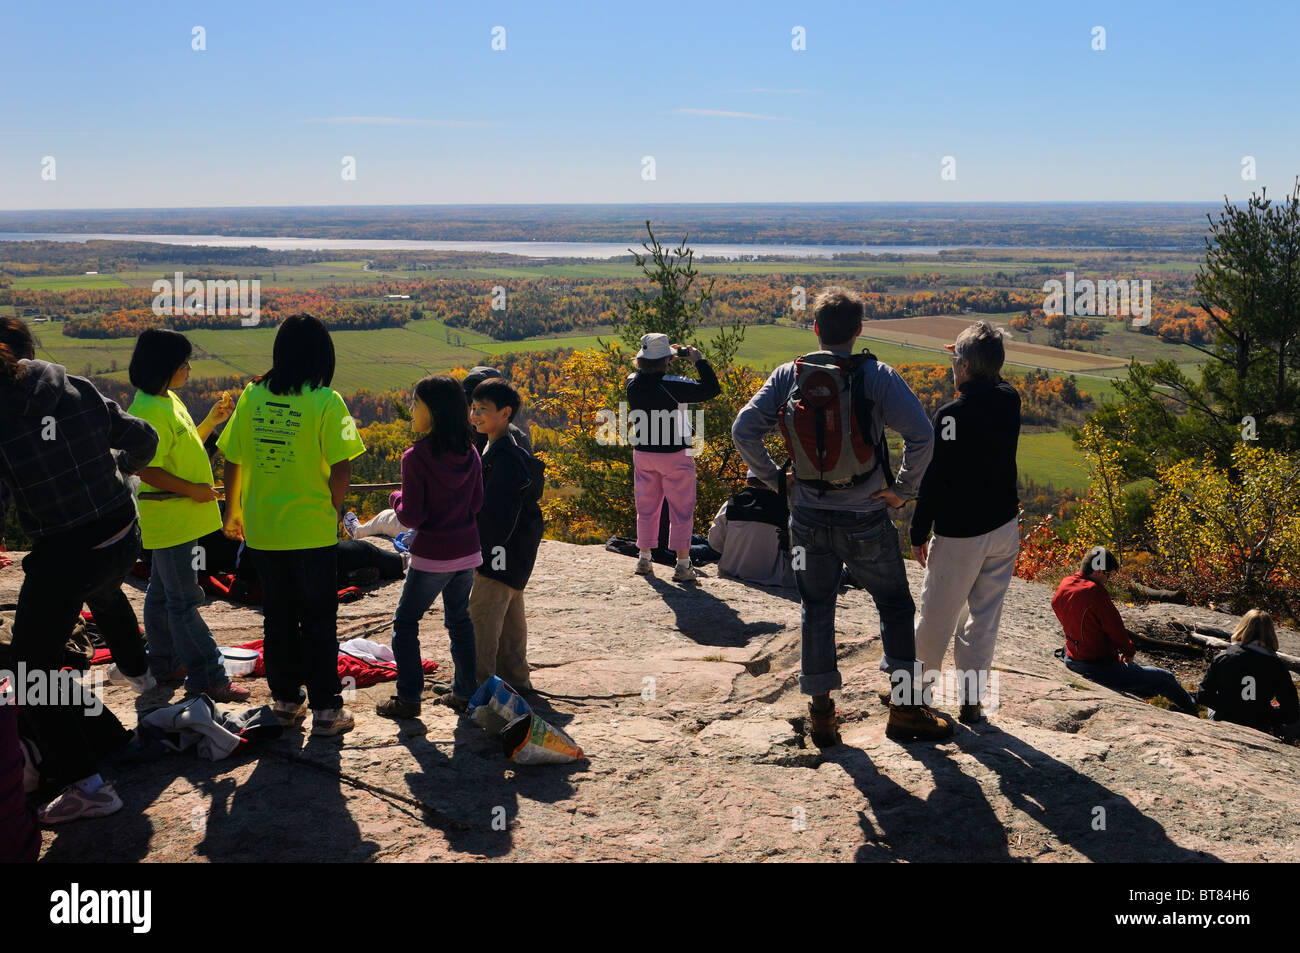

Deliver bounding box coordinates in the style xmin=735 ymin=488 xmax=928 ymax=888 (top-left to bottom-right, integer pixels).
xmin=468 ymin=676 xmax=531 ymax=733
xmin=501 ymin=713 xmax=584 ymax=765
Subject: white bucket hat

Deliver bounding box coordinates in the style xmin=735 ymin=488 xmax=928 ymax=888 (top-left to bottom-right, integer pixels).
xmin=635 ymin=333 xmax=673 ymax=361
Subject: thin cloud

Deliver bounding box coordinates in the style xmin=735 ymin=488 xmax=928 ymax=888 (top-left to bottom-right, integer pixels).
xmin=669 ymin=108 xmax=790 ymax=120
xmin=301 ymin=116 xmax=497 ymax=127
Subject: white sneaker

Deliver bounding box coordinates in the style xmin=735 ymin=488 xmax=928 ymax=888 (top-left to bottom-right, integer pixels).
xmin=272 ymin=698 xmax=307 ymax=728
xmin=634 ymin=553 xmax=654 ymax=575
xmin=38 ymin=782 xmax=123 ymax=824
xmin=107 ymin=665 xmax=157 ymax=693
xmin=672 ymin=562 xmax=698 ymax=583
xmin=311 ymin=707 xmax=355 ymax=737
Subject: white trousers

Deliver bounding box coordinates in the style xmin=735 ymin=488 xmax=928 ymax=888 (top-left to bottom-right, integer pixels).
xmin=914 ymin=514 xmax=1020 ymax=704
xmin=358 ymin=508 xmax=404 ymax=539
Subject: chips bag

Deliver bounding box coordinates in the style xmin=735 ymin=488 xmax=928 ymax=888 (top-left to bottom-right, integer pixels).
xmin=501 ymin=713 xmax=584 ymax=765
xmin=468 ymin=676 xmax=531 ymax=734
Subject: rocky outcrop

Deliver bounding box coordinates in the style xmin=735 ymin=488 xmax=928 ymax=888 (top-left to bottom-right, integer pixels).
xmin=11 ymin=540 xmax=1298 ymax=862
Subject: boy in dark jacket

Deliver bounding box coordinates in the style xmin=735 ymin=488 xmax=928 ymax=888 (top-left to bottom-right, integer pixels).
xmin=1198 ymin=610 xmax=1300 ymax=737
xmin=468 ymin=379 xmax=545 ymax=691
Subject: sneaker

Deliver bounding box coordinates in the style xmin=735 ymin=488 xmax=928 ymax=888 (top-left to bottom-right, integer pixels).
xmin=886 ymin=703 xmax=955 ymax=742
xmin=444 ymin=694 xmax=470 ymax=714
xmin=672 ymin=562 xmax=698 ymax=583
xmin=37 ymin=782 xmax=122 ymax=824
xmin=206 ymin=680 xmax=251 ymax=703
xmin=959 ymin=703 xmax=984 ymax=724
xmin=634 ymin=553 xmax=654 ymax=575
xmin=343 ymin=511 xmax=361 ymax=539
xmin=808 ymin=699 xmax=841 ymax=748
xmin=272 ymin=698 xmax=307 ymax=728
xmin=107 ymin=666 xmax=157 ymax=694
xmin=375 ymin=695 xmax=421 ymax=720
xmin=311 ymin=707 xmax=355 ymax=736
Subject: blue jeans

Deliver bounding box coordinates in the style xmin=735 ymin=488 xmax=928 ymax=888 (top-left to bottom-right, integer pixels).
xmin=392 ymin=568 xmax=477 ymax=702
xmin=145 ymin=541 xmax=227 ymax=692
xmin=1064 ymin=655 xmax=1198 ymax=714
xmin=789 ymin=505 xmax=917 ymax=698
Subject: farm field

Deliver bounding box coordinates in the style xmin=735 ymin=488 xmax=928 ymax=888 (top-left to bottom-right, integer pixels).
xmin=862 ymin=316 xmax=1126 ymax=370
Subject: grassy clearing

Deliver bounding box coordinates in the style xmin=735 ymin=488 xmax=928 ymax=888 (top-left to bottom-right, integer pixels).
xmin=1018 ymin=430 xmax=1089 ymax=490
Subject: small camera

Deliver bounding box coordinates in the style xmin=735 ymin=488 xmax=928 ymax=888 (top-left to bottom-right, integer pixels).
xmin=673 ymin=346 xmax=691 ymax=358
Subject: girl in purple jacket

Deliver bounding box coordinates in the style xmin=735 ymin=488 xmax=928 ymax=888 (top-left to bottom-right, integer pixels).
xmin=377 ymin=375 xmax=483 ymax=719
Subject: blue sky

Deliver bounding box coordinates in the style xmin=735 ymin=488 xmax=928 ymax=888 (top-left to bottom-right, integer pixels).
xmin=2 ymin=0 xmax=1297 ymax=209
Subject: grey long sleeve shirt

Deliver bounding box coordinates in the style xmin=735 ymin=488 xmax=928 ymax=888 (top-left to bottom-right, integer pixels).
xmin=730 ymin=347 xmax=934 ymax=514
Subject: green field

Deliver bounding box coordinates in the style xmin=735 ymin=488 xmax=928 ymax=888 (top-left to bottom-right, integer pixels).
xmin=1017 ymin=430 xmax=1089 ymax=490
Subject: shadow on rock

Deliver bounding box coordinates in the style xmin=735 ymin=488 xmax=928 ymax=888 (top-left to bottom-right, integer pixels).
xmin=645 ymin=576 xmax=786 ymax=647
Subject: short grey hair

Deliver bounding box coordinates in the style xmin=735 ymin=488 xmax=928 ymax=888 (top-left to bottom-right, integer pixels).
xmin=953 ymin=321 xmax=1007 ymax=381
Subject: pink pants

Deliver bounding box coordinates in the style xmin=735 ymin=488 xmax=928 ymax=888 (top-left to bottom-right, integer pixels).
xmin=633 ymin=449 xmax=697 ymax=553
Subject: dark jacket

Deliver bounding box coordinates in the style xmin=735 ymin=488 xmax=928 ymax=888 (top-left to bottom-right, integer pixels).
xmin=476 ymin=433 xmax=545 ymax=591
xmin=910 ymin=376 xmax=1020 ymax=546
xmin=390 ymin=440 xmax=482 ymax=563
xmin=625 ymin=360 xmax=721 ymax=453
xmin=472 ymin=421 xmax=532 ymax=456
xmin=0 ymin=359 xmax=157 ymax=547
xmin=1197 ymin=644 xmax=1299 ymax=734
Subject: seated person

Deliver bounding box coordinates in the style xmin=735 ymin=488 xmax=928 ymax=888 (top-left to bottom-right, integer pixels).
xmin=707 ymin=472 xmax=795 ymax=587
xmin=343 ymin=507 xmax=412 ymax=552
xmin=1051 ymin=547 xmax=1198 ymax=715
xmin=1198 ymin=609 xmax=1300 ymax=738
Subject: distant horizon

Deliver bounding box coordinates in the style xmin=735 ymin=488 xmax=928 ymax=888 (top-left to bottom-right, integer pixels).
xmin=0 ymin=200 xmax=1241 ymax=215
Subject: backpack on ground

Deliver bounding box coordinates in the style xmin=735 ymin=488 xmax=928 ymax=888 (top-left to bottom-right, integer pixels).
xmin=777 ymin=350 xmax=894 ymax=494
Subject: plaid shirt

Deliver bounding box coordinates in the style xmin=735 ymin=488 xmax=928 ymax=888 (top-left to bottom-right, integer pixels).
xmin=0 ymin=360 xmax=157 ymax=543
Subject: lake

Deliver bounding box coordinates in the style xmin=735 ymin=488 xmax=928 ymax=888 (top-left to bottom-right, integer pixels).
xmin=0 ymin=232 xmax=966 ymax=260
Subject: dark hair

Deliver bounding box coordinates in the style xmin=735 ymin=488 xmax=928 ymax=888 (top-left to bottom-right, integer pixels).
xmin=414 ymin=374 xmax=472 ymax=456
xmin=1080 ymin=546 xmax=1120 ymax=578
xmin=0 ymin=317 xmax=36 ymax=385
xmin=259 ymin=314 xmax=335 ymax=395
xmin=636 ymin=356 xmax=670 ymax=373
xmin=813 ymin=287 xmax=864 ymax=347
xmin=462 ymin=365 xmax=503 ymax=401
xmin=471 ymin=378 xmax=520 ymax=422
xmin=129 ymin=328 xmax=193 ymax=395
xmin=953 ymin=321 xmax=1006 ymax=381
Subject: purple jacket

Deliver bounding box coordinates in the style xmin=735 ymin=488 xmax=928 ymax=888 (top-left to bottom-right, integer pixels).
xmin=390 ymin=439 xmax=483 ymax=562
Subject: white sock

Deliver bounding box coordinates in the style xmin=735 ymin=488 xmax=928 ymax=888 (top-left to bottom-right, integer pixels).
xmin=677 ymin=558 xmax=691 ymax=568
xmin=76 ymin=773 xmax=104 ymax=794
xmin=638 ymin=550 xmax=652 ymax=559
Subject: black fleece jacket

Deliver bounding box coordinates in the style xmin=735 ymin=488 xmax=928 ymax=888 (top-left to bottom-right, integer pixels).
xmin=910 ymin=376 xmax=1020 ymax=546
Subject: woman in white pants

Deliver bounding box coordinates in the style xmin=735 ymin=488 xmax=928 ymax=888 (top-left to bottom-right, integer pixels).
xmin=909 ymin=321 xmax=1021 ymax=724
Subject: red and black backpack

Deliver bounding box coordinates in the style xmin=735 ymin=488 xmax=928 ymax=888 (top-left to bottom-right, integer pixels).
xmin=777 ymin=350 xmax=894 ymax=495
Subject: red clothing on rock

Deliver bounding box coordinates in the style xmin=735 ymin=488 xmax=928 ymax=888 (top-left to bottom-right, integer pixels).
xmin=1051 ymin=572 xmax=1136 ymax=664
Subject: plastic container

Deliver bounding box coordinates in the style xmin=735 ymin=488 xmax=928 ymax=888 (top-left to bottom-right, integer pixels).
xmin=220 ymin=647 xmax=259 ymax=678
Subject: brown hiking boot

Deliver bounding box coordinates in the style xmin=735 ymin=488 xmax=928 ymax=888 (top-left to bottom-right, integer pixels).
xmin=808 ymin=699 xmax=841 ymax=748
xmin=886 ymin=703 xmax=954 ymax=742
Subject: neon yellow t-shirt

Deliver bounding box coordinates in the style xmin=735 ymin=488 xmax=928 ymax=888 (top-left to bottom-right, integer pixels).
xmin=216 ymin=382 xmax=367 ymax=551
xmin=128 ymin=390 xmax=223 ymax=550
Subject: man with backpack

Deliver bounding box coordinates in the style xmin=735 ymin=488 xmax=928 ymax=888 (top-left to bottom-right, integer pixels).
xmin=732 ymin=287 xmax=948 ymax=747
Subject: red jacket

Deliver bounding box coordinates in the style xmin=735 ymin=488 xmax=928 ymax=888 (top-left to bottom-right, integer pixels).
xmin=1051 ymin=573 xmax=1136 ymax=664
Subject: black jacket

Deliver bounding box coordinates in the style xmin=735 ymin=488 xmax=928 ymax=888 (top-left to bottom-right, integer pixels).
xmin=0 ymin=359 xmax=157 ymax=547
xmin=1197 ymin=644 xmax=1299 ymax=734
xmin=476 ymin=433 xmax=545 ymax=591
xmin=910 ymin=376 xmax=1020 ymax=546
xmin=624 ymin=360 xmax=720 ymax=453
